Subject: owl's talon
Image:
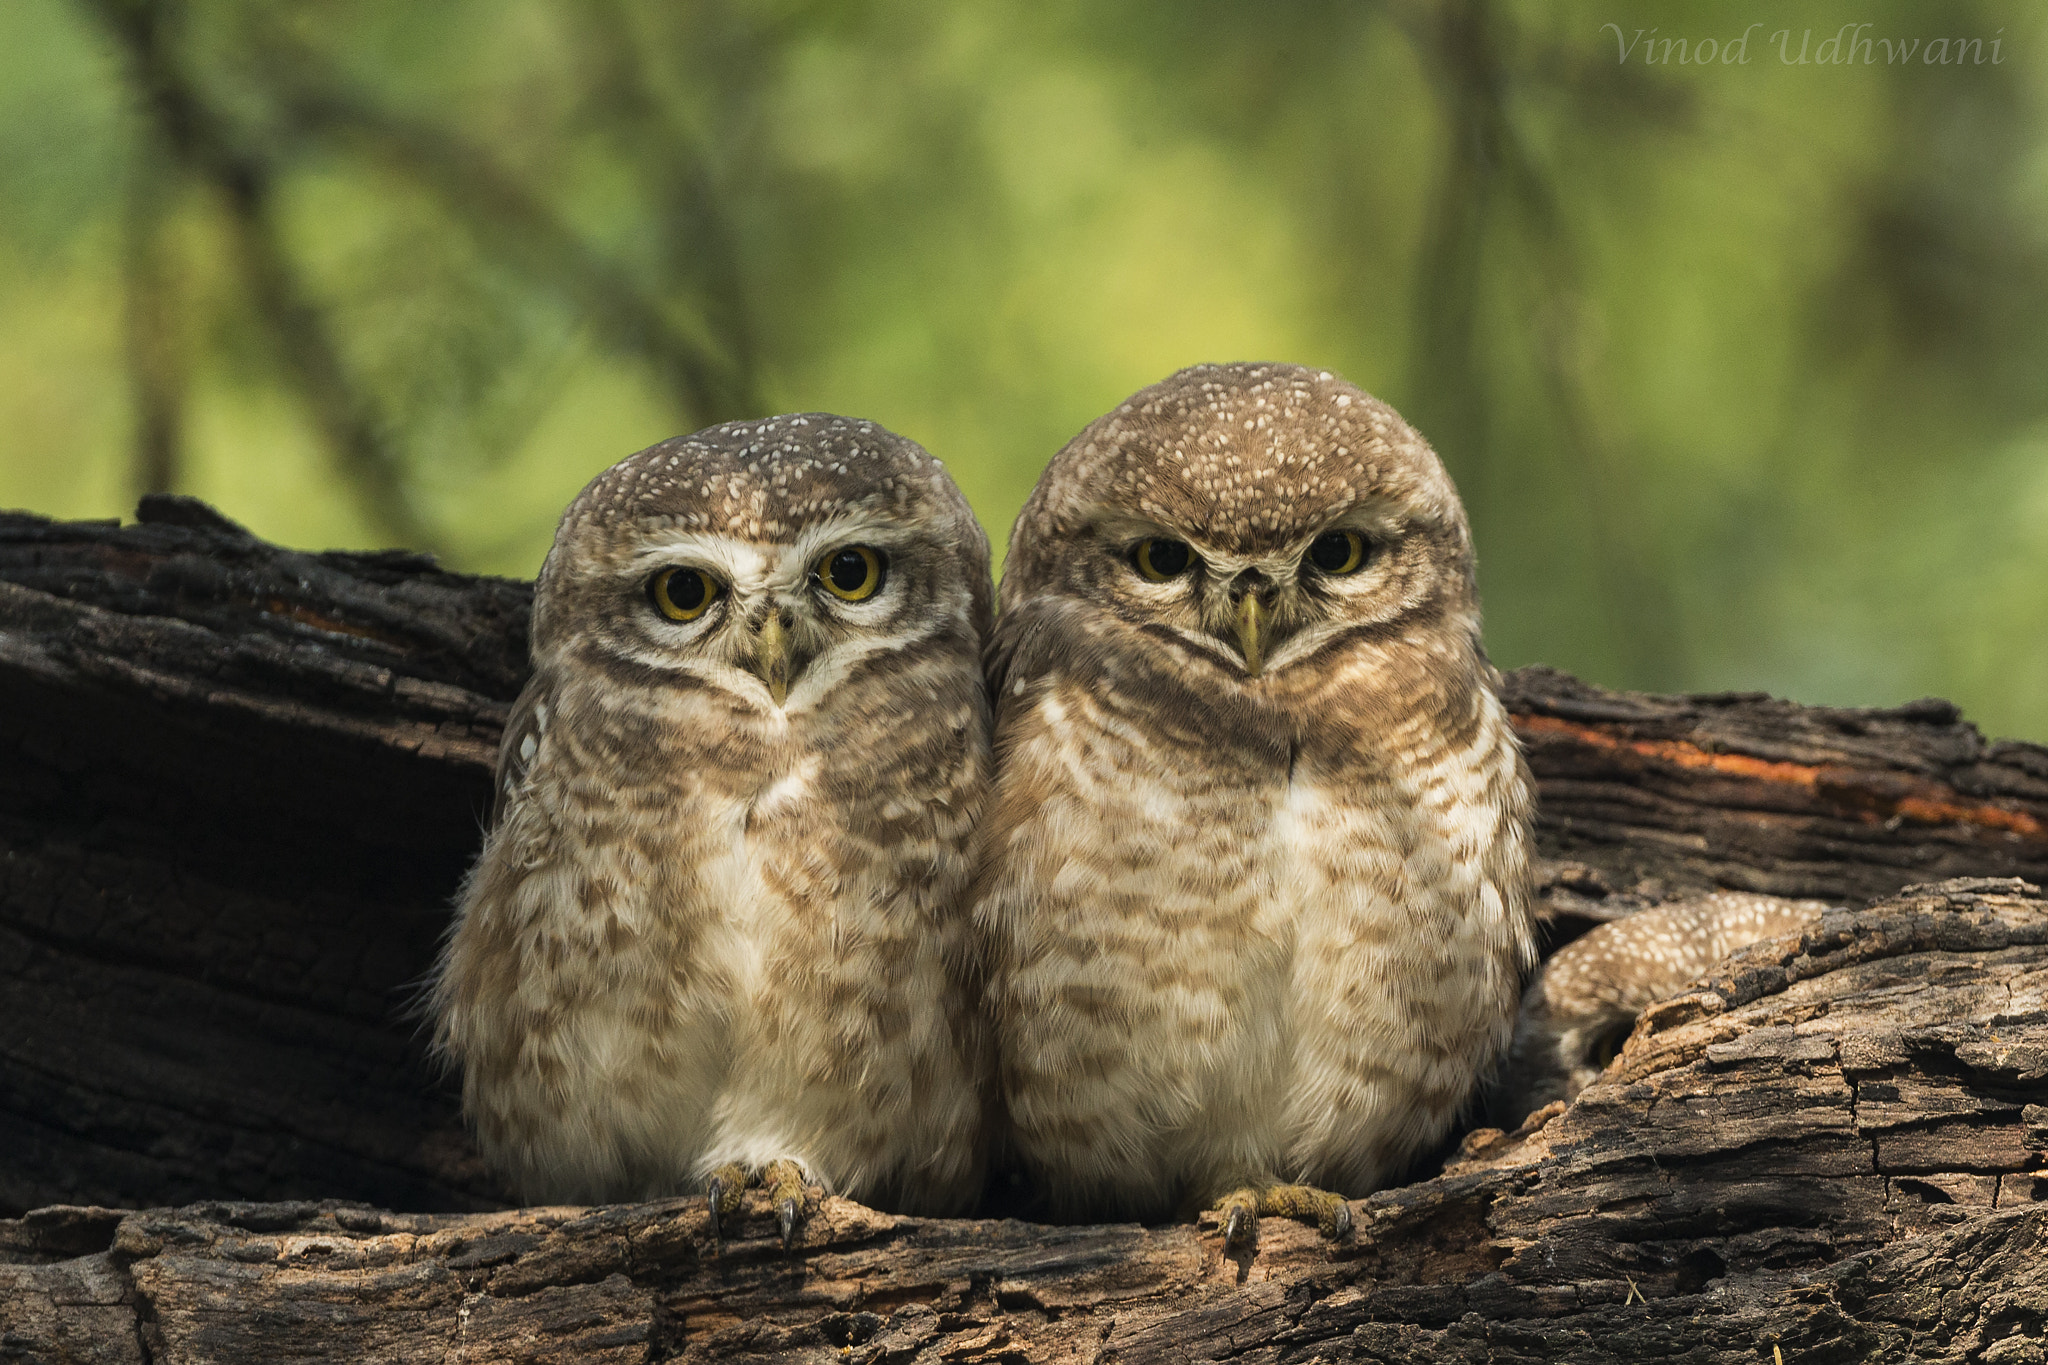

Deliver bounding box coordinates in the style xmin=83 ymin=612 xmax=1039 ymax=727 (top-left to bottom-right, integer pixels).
xmin=763 ymin=1157 xmax=810 ymax=1252
xmin=777 ymin=1196 xmax=800 ymax=1250
xmin=1212 ymin=1183 xmax=1349 ymax=1254
xmin=1259 ymin=1183 xmax=1353 ymax=1242
xmin=706 ymin=1162 xmax=747 ymax=1247
xmin=1216 ymin=1187 xmax=1261 ymax=1253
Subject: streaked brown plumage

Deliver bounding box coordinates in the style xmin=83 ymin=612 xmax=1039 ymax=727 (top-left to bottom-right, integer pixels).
xmin=1496 ymin=891 xmax=1831 ymax=1126
xmin=433 ymin=415 xmax=992 ymax=1231
xmin=976 ymin=363 xmax=1536 ymax=1245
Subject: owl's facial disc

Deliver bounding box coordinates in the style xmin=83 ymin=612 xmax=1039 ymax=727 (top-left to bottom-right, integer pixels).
xmin=1113 ymin=528 xmax=1301 ymax=677
xmin=740 ymin=541 xmax=885 ymax=708
xmin=1102 ymin=512 xmax=1399 ymax=679
xmin=606 ymin=527 xmax=904 ymax=709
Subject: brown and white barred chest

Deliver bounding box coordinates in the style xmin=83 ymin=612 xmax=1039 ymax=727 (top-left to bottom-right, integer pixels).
xmin=440 ymin=649 xmax=990 ymax=1212
xmin=987 ymin=640 xmax=1534 ymax=1220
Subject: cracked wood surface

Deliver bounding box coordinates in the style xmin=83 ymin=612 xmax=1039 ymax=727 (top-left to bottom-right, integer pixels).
xmin=3 ymin=880 xmax=2043 ymax=1362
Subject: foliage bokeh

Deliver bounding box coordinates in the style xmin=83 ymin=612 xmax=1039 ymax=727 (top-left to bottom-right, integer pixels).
xmin=1 ymin=0 xmax=2043 ymax=740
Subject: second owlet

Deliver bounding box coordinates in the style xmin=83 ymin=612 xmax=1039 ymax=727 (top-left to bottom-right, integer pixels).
xmin=433 ymin=415 xmax=992 ymax=1240
xmin=977 ymin=363 xmax=1536 ymax=1246
xmin=1494 ymin=891 xmax=1831 ymax=1127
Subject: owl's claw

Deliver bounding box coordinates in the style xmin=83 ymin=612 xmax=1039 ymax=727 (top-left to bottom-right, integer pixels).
xmin=1217 ymin=1187 xmax=1261 ymax=1253
xmin=706 ymin=1162 xmax=747 ymax=1248
xmin=1261 ymin=1182 xmax=1353 ymax=1240
xmin=776 ymin=1196 xmax=800 ymax=1249
xmin=763 ymin=1158 xmax=810 ymax=1251
xmin=1212 ymin=1183 xmax=1352 ymax=1254
xmin=703 ymin=1158 xmax=815 ymax=1250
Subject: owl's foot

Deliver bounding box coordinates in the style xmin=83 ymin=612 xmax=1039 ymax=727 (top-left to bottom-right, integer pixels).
xmin=1214 ymin=1183 xmax=1353 ymax=1253
xmin=702 ymin=1159 xmax=820 ymax=1252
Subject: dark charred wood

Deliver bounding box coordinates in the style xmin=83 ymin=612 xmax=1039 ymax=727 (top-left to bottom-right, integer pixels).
xmin=1 ymin=505 xmax=2045 ymax=1361
xmin=0 ymin=500 xmax=523 ymax=1216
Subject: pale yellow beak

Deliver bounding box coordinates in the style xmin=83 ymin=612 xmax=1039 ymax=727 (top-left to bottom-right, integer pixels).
xmin=1234 ymin=593 xmax=1266 ymax=678
xmin=754 ymin=613 xmax=790 ymax=707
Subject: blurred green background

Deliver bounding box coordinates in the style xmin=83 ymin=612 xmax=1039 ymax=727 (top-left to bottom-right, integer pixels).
xmin=2 ymin=0 xmax=2043 ymax=740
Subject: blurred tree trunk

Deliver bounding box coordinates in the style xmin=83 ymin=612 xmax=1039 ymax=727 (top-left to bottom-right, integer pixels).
xmin=0 ymin=501 xmax=2044 ymax=1362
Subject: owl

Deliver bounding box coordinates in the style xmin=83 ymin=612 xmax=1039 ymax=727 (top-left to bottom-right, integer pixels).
xmin=1494 ymin=891 xmax=1831 ymax=1126
xmin=976 ymin=363 xmax=1536 ymax=1248
xmin=432 ymin=414 xmax=993 ymax=1244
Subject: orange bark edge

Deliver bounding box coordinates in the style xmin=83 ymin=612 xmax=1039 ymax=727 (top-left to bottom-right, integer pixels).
xmin=1512 ymin=712 xmax=2045 ymax=841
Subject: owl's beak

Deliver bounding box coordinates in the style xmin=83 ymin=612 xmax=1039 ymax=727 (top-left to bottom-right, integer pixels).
xmin=754 ymin=613 xmax=791 ymax=706
xmin=1234 ymin=591 xmax=1266 ymax=678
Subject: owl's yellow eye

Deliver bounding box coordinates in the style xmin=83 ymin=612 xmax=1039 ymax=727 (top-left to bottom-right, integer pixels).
xmin=1306 ymin=530 xmax=1367 ymax=575
xmin=816 ymin=545 xmax=885 ymax=601
xmin=650 ymin=567 xmax=721 ymax=621
xmin=1133 ymin=538 xmax=1193 ymax=582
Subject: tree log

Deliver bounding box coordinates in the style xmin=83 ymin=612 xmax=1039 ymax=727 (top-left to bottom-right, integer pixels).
xmin=1 ymin=500 xmax=2044 ymax=1361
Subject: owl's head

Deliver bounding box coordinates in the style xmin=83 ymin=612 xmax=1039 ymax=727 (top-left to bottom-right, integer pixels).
xmin=533 ymin=415 xmax=990 ymax=712
xmin=1002 ymin=363 xmax=1479 ymax=682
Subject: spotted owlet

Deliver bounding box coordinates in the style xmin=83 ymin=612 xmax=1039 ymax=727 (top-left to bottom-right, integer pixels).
xmin=975 ymin=363 xmax=1536 ymax=1248
xmin=432 ymin=415 xmax=992 ymax=1241
xmin=1495 ymin=891 xmax=1830 ymax=1126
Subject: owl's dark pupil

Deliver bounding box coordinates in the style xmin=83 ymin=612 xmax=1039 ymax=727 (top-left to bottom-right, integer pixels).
xmin=1144 ymin=539 xmax=1190 ymax=576
xmin=828 ymin=550 xmax=870 ymax=592
xmin=1310 ymin=532 xmax=1358 ymax=572
xmin=670 ymin=570 xmax=706 ymax=610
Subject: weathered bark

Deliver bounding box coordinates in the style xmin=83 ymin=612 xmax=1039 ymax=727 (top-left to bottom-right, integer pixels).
xmin=1 ymin=501 xmax=2044 ymax=1361
xmin=0 ymin=498 xmax=521 ymax=1216
xmin=1500 ymin=668 xmax=2048 ymax=906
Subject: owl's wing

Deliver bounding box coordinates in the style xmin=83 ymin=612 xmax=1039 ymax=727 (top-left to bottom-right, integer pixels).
xmin=980 ymin=596 xmax=1062 ymax=709
xmin=981 ymin=613 xmax=1023 ymax=707
xmin=490 ymin=673 xmax=553 ymax=827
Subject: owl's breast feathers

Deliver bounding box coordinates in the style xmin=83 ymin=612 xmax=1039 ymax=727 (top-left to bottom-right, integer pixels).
xmin=439 ymin=650 xmax=989 ymax=1209
xmin=982 ymin=604 xmax=1534 ymax=1214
